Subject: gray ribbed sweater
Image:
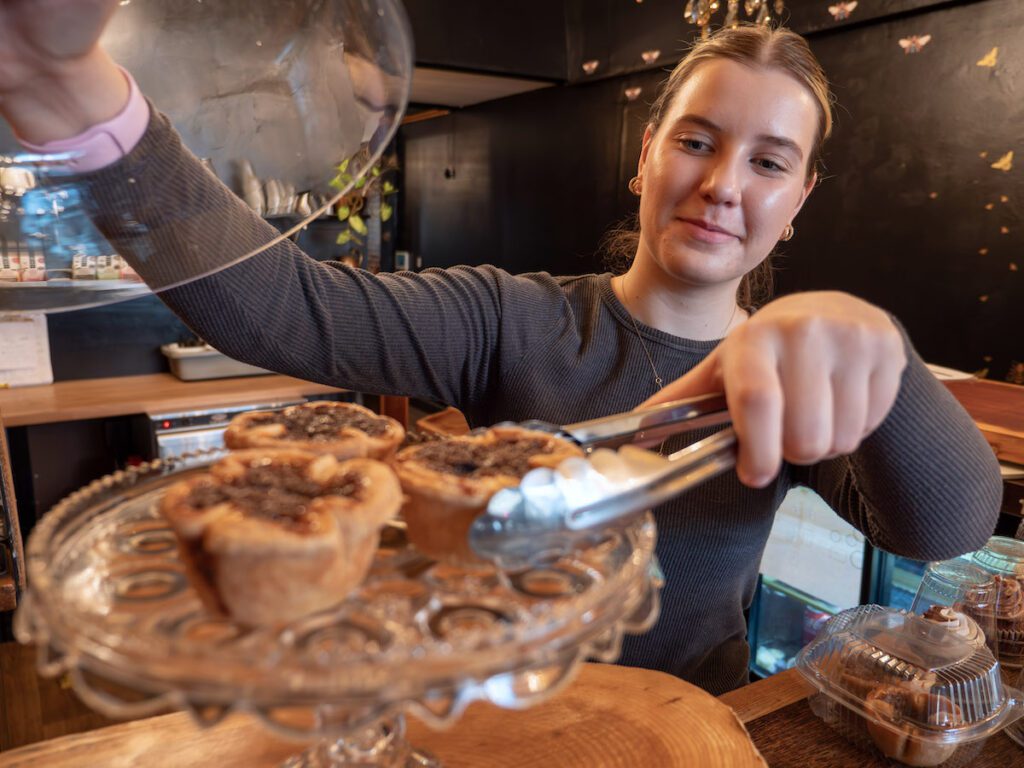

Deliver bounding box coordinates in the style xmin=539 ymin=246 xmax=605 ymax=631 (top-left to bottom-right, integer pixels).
xmin=82 ymin=109 xmax=1002 ymax=695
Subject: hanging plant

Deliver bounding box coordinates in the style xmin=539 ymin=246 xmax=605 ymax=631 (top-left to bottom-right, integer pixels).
xmin=329 ymin=154 xmax=399 ymax=250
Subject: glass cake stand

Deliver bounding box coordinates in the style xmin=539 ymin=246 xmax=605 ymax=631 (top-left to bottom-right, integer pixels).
xmin=14 ymin=450 xmax=661 ymax=767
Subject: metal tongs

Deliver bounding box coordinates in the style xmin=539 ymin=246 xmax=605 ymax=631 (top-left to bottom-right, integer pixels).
xmin=469 ymin=393 xmax=737 ymax=567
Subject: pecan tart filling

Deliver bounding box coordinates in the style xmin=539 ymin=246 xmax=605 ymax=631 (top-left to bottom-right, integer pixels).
xmin=225 ymin=401 xmax=405 ymax=460
xmin=160 ymin=449 xmax=401 ymax=626
xmin=392 ymin=426 xmax=583 ymax=562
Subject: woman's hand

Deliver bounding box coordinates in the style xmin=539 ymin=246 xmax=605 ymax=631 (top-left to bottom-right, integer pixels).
xmin=643 ymin=291 xmax=908 ymax=488
xmin=0 ymin=0 xmax=125 ymax=142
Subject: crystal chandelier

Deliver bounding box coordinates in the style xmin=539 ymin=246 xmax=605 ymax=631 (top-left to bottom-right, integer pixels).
xmin=684 ymin=0 xmax=785 ymax=38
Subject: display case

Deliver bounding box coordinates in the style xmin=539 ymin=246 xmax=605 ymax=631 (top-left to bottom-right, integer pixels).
xmin=748 ymin=487 xmax=867 ymax=677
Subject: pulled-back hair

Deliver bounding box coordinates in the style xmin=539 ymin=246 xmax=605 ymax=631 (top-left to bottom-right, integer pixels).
xmin=603 ymin=24 xmax=834 ymax=311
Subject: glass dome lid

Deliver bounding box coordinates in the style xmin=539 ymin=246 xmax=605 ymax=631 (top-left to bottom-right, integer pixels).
xmin=0 ymin=0 xmax=413 ymax=313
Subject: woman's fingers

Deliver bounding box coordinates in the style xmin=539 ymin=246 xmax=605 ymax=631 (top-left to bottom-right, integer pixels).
xmin=719 ymin=336 xmax=783 ymax=487
xmin=776 ymin=321 xmax=834 ymax=465
xmin=830 ymin=369 xmax=869 ymax=457
xmin=866 ymin=350 xmax=906 ymax=436
xmin=643 ymin=293 xmax=907 ymax=488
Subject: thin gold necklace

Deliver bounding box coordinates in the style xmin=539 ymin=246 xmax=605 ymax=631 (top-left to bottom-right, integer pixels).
xmin=621 ymin=273 xmax=738 ymax=392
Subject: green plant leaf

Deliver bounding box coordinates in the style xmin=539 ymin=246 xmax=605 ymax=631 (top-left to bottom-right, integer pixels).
xmin=382 ymin=180 xmax=396 ymax=195
xmin=380 ymin=202 xmax=393 ymax=222
xmin=371 ymin=166 xmax=381 ymax=177
xmin=349 ymin=214 xmax=367 ymax=235
xmin=336 ymin=158 xmax=350 ymax=173
xmin=329 ymin=175 xmax=344 ymax=190
xmin=335 ymin=204 xmax=350 ymax=221
xmin=335 ymin=230 xmax=352 ymax=245
xmin=354 ymin=176 xmax=367 ymax=189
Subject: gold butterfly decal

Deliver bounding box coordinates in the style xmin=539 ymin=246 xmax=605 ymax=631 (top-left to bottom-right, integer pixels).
xmin=828 ymin=1 xmax=857 ymax=21
xmin=976 ymin=47 xmax=998 ymax=67
xmin=991 ymin=151 xmax=1014 ymax=172
xmin=899 ymin=35 xmax=932 ymax=54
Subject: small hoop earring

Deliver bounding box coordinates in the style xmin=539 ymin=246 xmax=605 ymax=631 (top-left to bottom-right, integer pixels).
xmin=780 ymin=224 xmax=795 ymax=242
xmin=628 ymin=176 xmax=642 ymax=196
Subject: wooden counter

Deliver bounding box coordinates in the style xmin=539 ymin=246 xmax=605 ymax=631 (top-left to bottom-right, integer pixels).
xmin=945 ymin=378 xmax=1024 ymax=466
xmin=0 ymin=374 xmax=343 ymax=428
xmin=1 ymin=661 xmax=1021 ymax=767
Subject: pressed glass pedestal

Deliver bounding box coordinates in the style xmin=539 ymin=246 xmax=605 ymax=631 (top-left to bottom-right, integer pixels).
xmin=15 ymin=451 xmax=660 ymax=766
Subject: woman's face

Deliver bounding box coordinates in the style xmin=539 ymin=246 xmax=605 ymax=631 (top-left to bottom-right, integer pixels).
xmin=636 ymin=58 xmax=819 ymax=289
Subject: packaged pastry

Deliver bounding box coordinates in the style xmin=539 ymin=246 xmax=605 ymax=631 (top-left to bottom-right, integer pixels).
xmin=160 ymin=449 xmax=401 ymax=626
xmin=95 ymin=254 xmax=120 ymax=280
xmin=392 ymin=426 xmax=583 ymax=562
xmin=225 ymin=401 xmax=405 ymax=460
xmin=910 ymin=559 xmax=997 ymax=659
xmin=115 ymin=255 xmax=143 ymax=282
xmin=796 ymin=605 xmax=1023 ymax=767
xmin=19 ymin=251 xmax=46 ymax=282
xmin=71 ymin=253 xmax=97 ymax=279
xmin=919 ymin=605 xmax=987 ymax=650
xmin=0 ymin=238 xmax=21 ymax=281
xmin=962 ymin=537 xmax=1024 ymax=668
xmin=961 ymin=574 xmax=1024 ymax=669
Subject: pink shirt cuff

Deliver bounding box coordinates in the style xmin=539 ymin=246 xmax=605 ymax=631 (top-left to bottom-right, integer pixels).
xmin=18 ymin=69 xmax=150 ymax=173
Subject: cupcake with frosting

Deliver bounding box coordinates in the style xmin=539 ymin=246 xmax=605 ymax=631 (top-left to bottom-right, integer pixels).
xmin=921 ymin=605 xmax=987 ymax=650
xmin=962 ymin=575 xmax=1024 ymax=667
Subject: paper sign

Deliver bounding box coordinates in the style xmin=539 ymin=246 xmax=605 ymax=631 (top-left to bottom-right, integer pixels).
xmin=0 ymin=313 xmax=53 ymax=387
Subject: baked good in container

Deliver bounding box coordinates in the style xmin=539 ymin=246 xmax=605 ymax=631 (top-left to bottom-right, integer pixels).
xmin=160 ymin=449 xmax=401 ymax=626
xmin=225 ymin=401 xmax=405 ymax=460
xmin=961 ymin=574 xmax=1024 ymax=666
xmin=797 ymin=605 xmax=1012 ymax=768
xmin=864 ymin=686 xmax=964 ymax=767
xmin=920 ymin=605 xmax=987 ymax=650
xmin=392 ymin=426 xmax=584 ymax=561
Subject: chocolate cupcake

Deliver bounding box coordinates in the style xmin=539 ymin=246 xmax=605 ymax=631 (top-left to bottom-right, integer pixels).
xmin=921 ymin=605 xmax=987 ymax=650
xmin=963 ymin=575 xmax=1024 ymax=667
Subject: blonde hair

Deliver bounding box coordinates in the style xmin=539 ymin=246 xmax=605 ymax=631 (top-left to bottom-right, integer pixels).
xmin=604 ymin=24 xmax=834 ymax=310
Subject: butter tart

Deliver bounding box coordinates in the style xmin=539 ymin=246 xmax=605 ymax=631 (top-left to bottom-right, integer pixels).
xmin=225 ymin=401 xmax=405 ymax=460
xmin=392 ymin=426 xmax=583 ymax=561
xmin=160 ymin=449 xmax=400 ymax=626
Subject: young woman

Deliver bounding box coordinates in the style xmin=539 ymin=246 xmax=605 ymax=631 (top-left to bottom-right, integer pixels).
xmin=0 ymin=5 xmax=1001 ymax=694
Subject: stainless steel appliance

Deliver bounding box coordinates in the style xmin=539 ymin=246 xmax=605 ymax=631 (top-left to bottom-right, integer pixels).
xmin=147 ymin=401 xmax=304 ymax=465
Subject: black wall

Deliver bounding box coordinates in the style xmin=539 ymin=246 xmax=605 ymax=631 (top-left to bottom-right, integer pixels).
xmin=401 ymin=0 xmax=567 ymax=79
xmin=565 ymin=0 xmax=978 ymax=81
xmin=400 ymin=0 xmax=1023 ymax=381
xmin=34 ymin=0 xmax=1022 ymax=382
xmin=780 ymin=0 xmax=1023 ymax=378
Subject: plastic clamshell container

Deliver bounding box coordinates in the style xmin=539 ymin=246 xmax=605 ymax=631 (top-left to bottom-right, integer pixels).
xmin=964 ymin=537 xmax=1024 ymax=669
xmin=161 ymin=343 xmax=270 ymax=381
xmin=971 ymin=536 xmax=1024 ymax=578
xmin=796 ymin=605 xmax=1024 ymax=767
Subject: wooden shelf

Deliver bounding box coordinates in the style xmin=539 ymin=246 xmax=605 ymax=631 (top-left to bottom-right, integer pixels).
xmin=0 ymin=374 xmax=344 ymax=428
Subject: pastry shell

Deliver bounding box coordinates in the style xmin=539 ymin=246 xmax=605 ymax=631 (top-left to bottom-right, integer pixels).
xmin=160 ymin=449 xmax=401 ymax=626
xmin=225 ymin=401 xmax=405 ymax=460
xmin=392 ymin=426 xmax=583 ymax=562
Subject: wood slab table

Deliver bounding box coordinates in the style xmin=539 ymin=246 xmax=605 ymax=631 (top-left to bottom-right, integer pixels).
xmin=2 ymin=664 xmax=1022 ymax=767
